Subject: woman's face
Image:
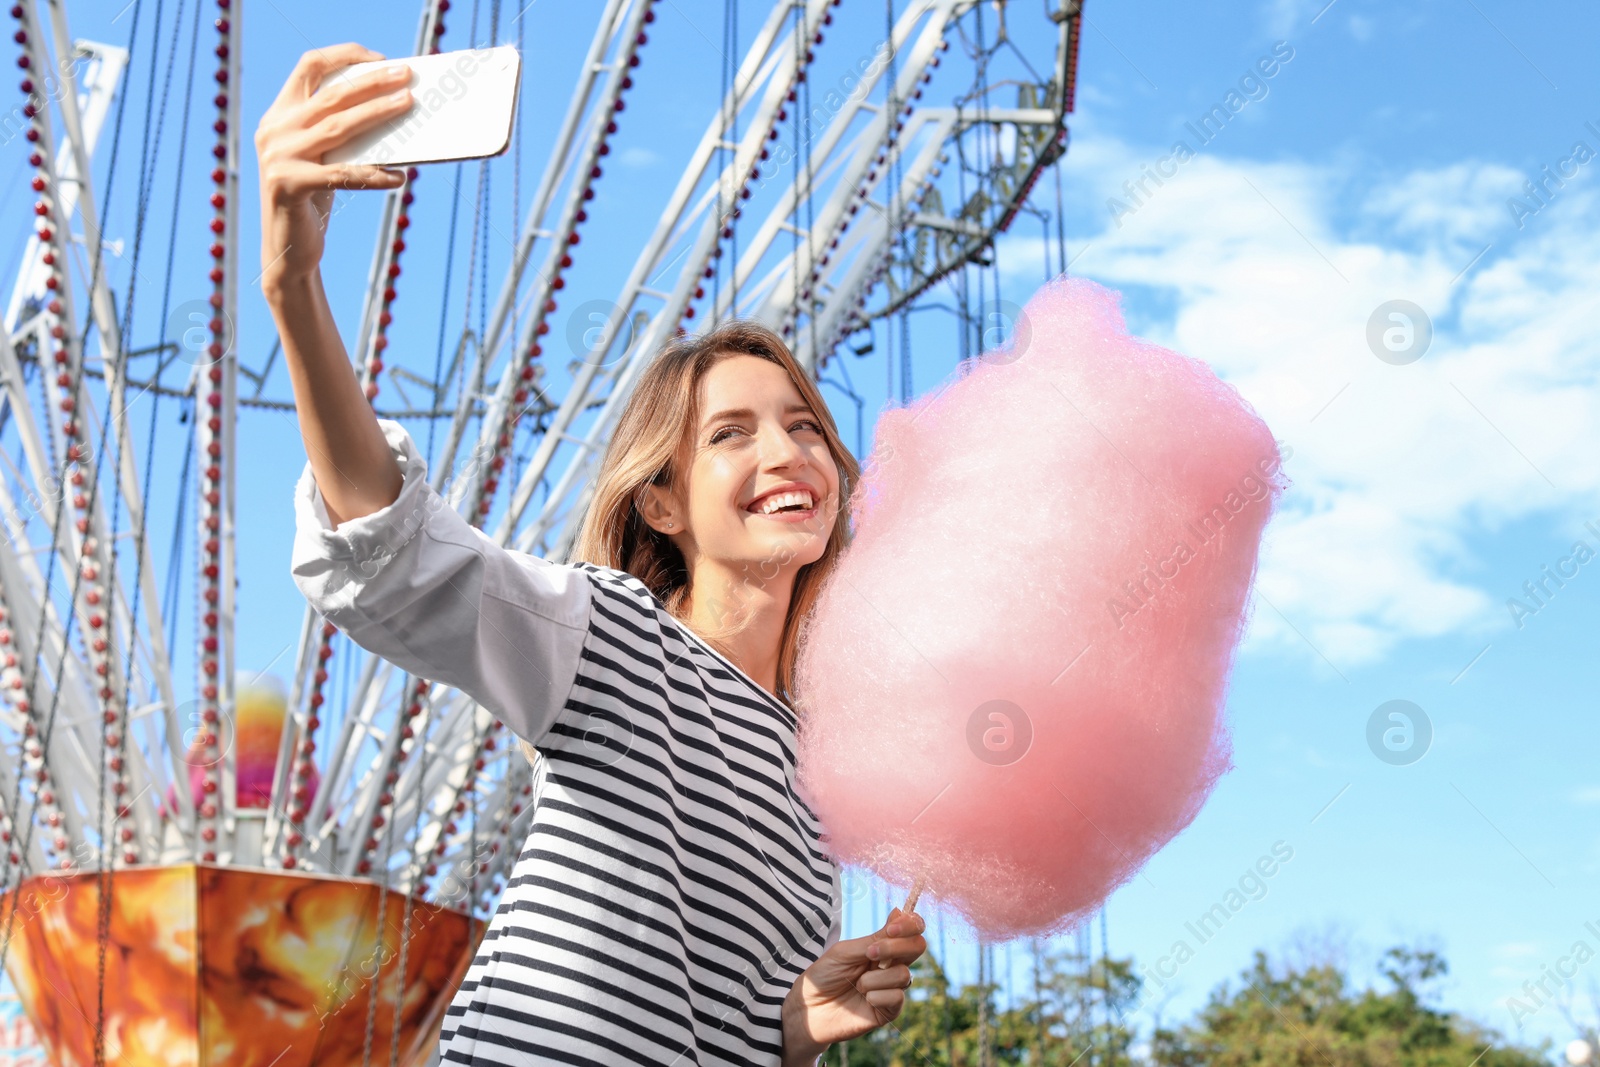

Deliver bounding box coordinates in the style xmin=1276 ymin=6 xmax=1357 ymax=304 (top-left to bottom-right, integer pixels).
xmin=659 ymin=354 xmax=841 ymax=586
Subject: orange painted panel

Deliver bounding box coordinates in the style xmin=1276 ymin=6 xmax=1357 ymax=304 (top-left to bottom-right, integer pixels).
xmin=0 ymin=865 xmax=480 ymax=1067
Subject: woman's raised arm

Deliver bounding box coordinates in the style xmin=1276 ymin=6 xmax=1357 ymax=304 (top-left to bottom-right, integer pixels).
xmin=261 ymin=45 xmax=593 ymax=746
xmin=256 ymin=43 xmax=413 ymax=527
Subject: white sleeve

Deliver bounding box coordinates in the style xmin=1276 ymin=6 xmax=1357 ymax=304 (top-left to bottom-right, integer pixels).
xmin=289 ymin=418 xmax=591 ymax=747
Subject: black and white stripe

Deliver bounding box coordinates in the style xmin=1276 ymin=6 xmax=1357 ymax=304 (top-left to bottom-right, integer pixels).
xmin=438 ymin=562 xmax=841 ymax=1066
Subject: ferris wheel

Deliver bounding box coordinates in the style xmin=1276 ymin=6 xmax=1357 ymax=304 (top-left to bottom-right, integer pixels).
xmin=0 ymin=0 xmax=1082 ymax=1061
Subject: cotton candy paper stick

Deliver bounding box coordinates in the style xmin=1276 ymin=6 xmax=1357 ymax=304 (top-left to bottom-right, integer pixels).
xmin=904 ymin=875 xmax=925 ymax=914
xmin=795 ymin=276 xmax=1286 ymax=942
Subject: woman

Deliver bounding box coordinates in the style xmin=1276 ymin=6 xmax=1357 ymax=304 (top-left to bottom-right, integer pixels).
xmin=259 ymin=44 xmax=928 ymax=1066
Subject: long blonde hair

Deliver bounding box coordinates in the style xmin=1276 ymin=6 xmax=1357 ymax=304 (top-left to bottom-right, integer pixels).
xmin=565 ymin=319 xmax=859 ymax=710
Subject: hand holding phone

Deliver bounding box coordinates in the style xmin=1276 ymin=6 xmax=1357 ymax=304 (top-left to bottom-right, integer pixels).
xmin=255 ymin=43 xmax=412 ymax=289
xmin=318 ymin=45 xmax=522 ymax=168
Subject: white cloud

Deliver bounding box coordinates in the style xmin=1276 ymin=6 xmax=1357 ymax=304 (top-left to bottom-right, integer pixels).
xmin=1571 ymin=786 xmax=1600 ymax=806
xmin=997 ymin=137 xmax=1600 ymax=669
xmin=1359 ymin=160 xmax=1524 ymax=249
xmin=1259 ymin=0 xmax=1366 ymax=39
xmin=618 ymin=146 xmax=659 ymax=168
xmin=1261 ymin=0 xmax=1305 ymax=39
xmin=1494 ymin=941 xmax=1543 ymax=959
xmin=1259 ymin=0 xmax=1410 ymax=44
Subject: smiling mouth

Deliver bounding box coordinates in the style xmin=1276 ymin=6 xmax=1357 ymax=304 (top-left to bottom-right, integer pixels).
xmin=744 ymin=496 xmax=821 ymax=520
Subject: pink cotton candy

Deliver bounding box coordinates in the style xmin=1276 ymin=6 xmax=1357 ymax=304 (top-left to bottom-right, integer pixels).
xmin=793 ymin=276 xmax=1288 ymax=941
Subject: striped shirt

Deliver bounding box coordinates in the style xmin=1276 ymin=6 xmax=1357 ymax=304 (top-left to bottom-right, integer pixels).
xmin=291 ymin=419 xmax=842 ymax=1066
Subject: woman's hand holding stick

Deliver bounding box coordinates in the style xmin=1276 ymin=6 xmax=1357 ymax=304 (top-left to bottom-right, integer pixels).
xmin=781 ymin=888 xmax=928 ymax=1065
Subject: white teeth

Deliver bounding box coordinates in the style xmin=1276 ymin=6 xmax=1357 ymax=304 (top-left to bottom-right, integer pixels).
xmin=752 ymin=490 xmax=815 ymax=515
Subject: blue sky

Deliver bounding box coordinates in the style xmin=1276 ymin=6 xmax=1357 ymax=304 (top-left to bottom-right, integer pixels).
xmin=19 ymin=0 xmax=1600 ymax=1057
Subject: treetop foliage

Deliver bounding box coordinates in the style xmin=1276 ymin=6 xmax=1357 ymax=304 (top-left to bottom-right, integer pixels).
xmin=822 ymin=941 xmax=1554 ymax=1067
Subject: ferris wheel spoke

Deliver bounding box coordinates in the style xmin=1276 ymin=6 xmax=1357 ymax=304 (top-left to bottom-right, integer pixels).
xmin=5 ymin=0 xmax=196 ymax=869
xmin=395 ymin=688 xmax=479 ymax=810
xmin=436 ymin=0 xmax=656 ymax=534
xmin=0 ymin=534 xmax=98 ymax=868
xmin=307 ymin=649 xmax=391 ymax=837
xmin=266 ymin=602 xmax=322 ymax=860
xmin=97 ymin=354 xmax=180 ymax=711
xmin=0 ymin=395 xmax=140 ymax=871
xmin=716 ymin=0 xmax=953 ymax=326
xmin=0 ymin=753 xmax=47 ymax=877
xmin=418 ymin=746 xmax=523 ymax=909
xmin=476 ymin=755 xmax=537 ymax=903
xmin=335 ymin=686 xmax=480 ymax=876
xmin=463 ymin=755 xmax=532 ymax=910
xmin=469 ymin=0 xmax=643 ymax=397
xmin=384 ymin=691 xmax=493 ymax=884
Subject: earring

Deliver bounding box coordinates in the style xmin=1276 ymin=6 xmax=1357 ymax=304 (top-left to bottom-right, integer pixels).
xmin=666 ymin=522 xmax=673 ymax=529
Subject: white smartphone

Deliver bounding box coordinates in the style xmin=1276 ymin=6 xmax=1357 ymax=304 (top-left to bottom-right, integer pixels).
xmin=319 ymin=44 xmax=521 ymax=168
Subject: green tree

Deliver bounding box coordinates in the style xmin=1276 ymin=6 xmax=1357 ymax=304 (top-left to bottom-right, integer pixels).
xmin=1030 ymin=940 xmax=1143 ymax=1067
xmin=1149 ymin=946 xmax=1552 ymax=1067
xmin=824 ymin=942 xmax=1141 ymax=1066
xmin=823 ymin=950 xmax=1004 ymax=1066
xmin=824 ymin=940 xmax=1551 ymax=1067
